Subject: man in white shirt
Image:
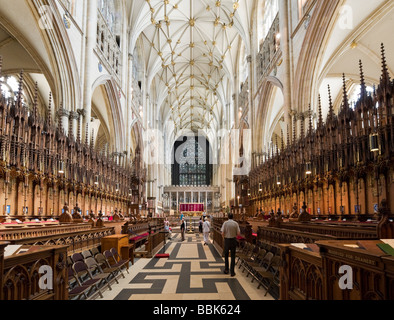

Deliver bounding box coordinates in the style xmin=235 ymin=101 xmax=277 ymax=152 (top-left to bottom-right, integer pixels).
xmin=203 ymin=217 xmax=211 ymax=246
xmin=221 ymin=213 xmax=241 ymax=277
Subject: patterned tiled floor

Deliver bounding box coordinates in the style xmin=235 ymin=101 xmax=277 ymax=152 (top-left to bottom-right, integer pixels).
xmin=97 ymin=233 xmax=275 ymax=301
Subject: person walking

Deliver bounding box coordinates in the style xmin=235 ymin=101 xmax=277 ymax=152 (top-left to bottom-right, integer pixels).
xmin=221 ymin=213 xmax=241 ymax=277
xmin=180 ymin=218 xmax=186 ymax=242
xmin=199 ymin=218 xmax=203 ymax=233
xmin=203 ymin=217 xmax=211 ymax=245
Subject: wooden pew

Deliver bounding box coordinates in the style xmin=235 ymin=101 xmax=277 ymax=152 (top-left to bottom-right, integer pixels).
xmin=121 ymin=219 xmax=165 ymax=258
xmin=1 ymin=242 xmax=68 ymax=300
xmin=278 ymin=240 xmax=394 ymax=300
xmin=0 ymin=223 xmax=115 ymax=256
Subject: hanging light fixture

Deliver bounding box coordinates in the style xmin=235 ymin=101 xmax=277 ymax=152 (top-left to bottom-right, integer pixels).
xmin=116 ymin=183 xmax=120 ymax=192
xmin=259 ymin=183 xmax=263 ymax=192
xmin=276 ymin=176 xmax=281 ymax=185
xmin=370 ymin=133 xmax=379 ymax=152
xmin=95 ymin=175 xmax=99 ymax=185
xmin=58 ymin=161 xmax=65 ymax=174
xmin=306 ymin=162 xmax=312 ymax=175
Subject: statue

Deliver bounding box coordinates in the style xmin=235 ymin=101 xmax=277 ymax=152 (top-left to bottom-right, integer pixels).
xmin=298 ymin=202 xmax=311 ymax=222
xmin=290 ymin=203 xmax=299 ymax=220
xmin=268 ymin=209 xmax=276 ymax=227
xmin=59 ymin=202 xmax=73 ymax=223
xmin=276 ymin=208 xmax=283 ymax=226
xmin=113 ymin=208 xmax=121 ymax=221
xmin=96 ymin=210 xmax=104 ymax=227
xmin=88 ymin=212 xmax=96 ymax=227
xmin=72 ymin=203 xmax=82 ymax=220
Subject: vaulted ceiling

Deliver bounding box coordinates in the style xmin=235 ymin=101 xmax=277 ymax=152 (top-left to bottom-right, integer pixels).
xmin=128 ymin=0 xmax=254 ymax=140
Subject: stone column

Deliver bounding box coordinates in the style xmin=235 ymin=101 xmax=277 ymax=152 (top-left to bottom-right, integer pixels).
xmin=279 ymin=0 xmax=293 ymax=134
xmin=82 ymin=0 xmax=98 ymax=144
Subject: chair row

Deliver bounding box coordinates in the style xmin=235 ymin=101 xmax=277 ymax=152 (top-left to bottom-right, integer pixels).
xmin=67 ymin=247 xmax=130 ymax=300
xmin=236 ymin=242 xmax=280 ymax=297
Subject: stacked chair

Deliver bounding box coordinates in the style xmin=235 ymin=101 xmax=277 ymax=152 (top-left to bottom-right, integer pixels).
xmin=236 ymin=241 xmax=281 ymax=298
xmin=67 ymin=246 xmax=130 ymax=300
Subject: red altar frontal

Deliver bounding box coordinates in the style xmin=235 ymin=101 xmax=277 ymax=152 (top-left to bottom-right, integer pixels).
xmin=179 ymin=204 xmax=204 ymax=212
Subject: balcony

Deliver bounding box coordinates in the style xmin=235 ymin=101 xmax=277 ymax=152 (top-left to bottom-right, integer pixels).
xmin=257 ymin=14 xmax=281 ymax=81
xmin=96 ymin=10 xmax=122 ymax=83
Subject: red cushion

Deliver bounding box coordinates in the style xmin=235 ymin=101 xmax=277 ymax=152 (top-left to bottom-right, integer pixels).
xmin=237 ymin=235 xmax=246 ymax=241
xmin=155 ymin=254 xmax=170 ymax=259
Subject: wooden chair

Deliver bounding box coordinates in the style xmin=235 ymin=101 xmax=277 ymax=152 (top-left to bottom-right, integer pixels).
xmin=256 ymin=256 xmax=281 ymax=295
xmin=84 ymin=257 xmax=113 ymax=290
xmin=104 ymin=249 xmax=130 ymax=274
xmin=95 ymin=253 xmax=123 ymax=283
xmin=72 ymin=261 xmax=104 ymax=299
xmin=250 ymin=252 xmax=274 ymax=283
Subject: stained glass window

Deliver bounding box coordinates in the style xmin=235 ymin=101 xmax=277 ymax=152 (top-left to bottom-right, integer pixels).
xmin=174 ymin=137 xmax=211 ymax=186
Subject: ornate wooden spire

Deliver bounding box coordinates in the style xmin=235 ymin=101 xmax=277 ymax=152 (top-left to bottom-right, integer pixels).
xmin=359 ymin=60 xmax=367 ymax=99
xmin=77 ymin=114 xmax=81 ymax=144
xmin=58 ymin=103 xmax=64 ymax=133
xmin=47 ymin=92 xmax=52 ymax=127
xmin=308 ymin=104 xmax=313 ymax=135
xmin=33 ymin=82 xmax=39 ymax=120
xmin=292 ymin=115 xmax=296 ymax=144
xmin=328 ymin=85 xmax=334 ymax=120
xmin=380 ymin=43 xmax=390 ymax=86
xmin=85 ymin=123 xmax=89 ymax=145
xmin=91 ymin=129 xmax=95 ymax=150
xmin=17 ymin=70 xmax=24 ymax=106
xmin=287 ymin=124 xmax=290 ymax=147
xmin=342 ymin=74 xmax=350 ymax=111
xmin=318 ymin=94 xmax=323 ymax=127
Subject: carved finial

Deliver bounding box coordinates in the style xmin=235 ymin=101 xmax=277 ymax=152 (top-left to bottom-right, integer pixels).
xmin=300 ymin=115 xmax=305 ymax=139
xmin=380 ymin=43 xmax=390 ymax=85
xmin=292 ymin=115 xmax=296 ymax=144
xmin=287 ymin=125 xmax=290 ymax=147
xmin=59 ymin=103 xmax=64 ymax=133
xmin=359 ymin=60 xmax=367 ymax=98
xmin=328 ymin=85 xmax=334 ymax=119
xmin=33 ymin=82 xmax=39 ymax=119
xmin=281 ymin=130 xmax=284 ymax=152
xmin=341 ymin=74 xmax=350 ymax=111
xmin=85 ymin=123 xmax=89 ymax=145
xmin=68 ymin=113 xmax=74 ymax=139
xmin=91 ymin=129 xmax=95 ymax=149
xmin=308 ymin=104 xmax=313 ymax=134
xmin=77 ymin=115 xmax=81 ymax=144
xmin=318 ymin=94 xmax=323 ymax=127
xmin=17 ymin=70 xmax=24 ymax=106
xmin=47 ymin=92 xmax=52 ymax=127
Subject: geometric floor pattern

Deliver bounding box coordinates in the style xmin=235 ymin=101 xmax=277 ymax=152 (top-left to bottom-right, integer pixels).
xmin=97 ymin=233 xmax=274 ymax=301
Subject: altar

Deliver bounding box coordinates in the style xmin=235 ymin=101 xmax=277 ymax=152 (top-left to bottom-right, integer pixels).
xmin=179 ymin=204 xmax=204 ymax=233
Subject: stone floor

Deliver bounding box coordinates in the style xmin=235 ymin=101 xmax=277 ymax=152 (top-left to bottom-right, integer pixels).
xmin=97 ymin=233 xmax=275 ymax=301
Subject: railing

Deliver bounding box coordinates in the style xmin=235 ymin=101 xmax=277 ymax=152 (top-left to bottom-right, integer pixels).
xmin=257 ymin=219 xmax=381 ymax=245
xmin=257 ymin=14 xmax=281 ymax=80
xmin=0 ymin=224 xmax=115 ymax=256
xmin=96 ymin=10 xmax=122 ymax=83
xmin=1 ymin=242 xmax=68 ymax=300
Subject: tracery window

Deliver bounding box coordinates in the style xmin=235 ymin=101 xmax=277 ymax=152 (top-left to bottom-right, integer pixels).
xmin=261 ymin=0 xmax=279 ymax=41
xmin=99 ymin=0 xmax=120 ymax=37
xmin=173 ymin=137 xmax=212 ymax=187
